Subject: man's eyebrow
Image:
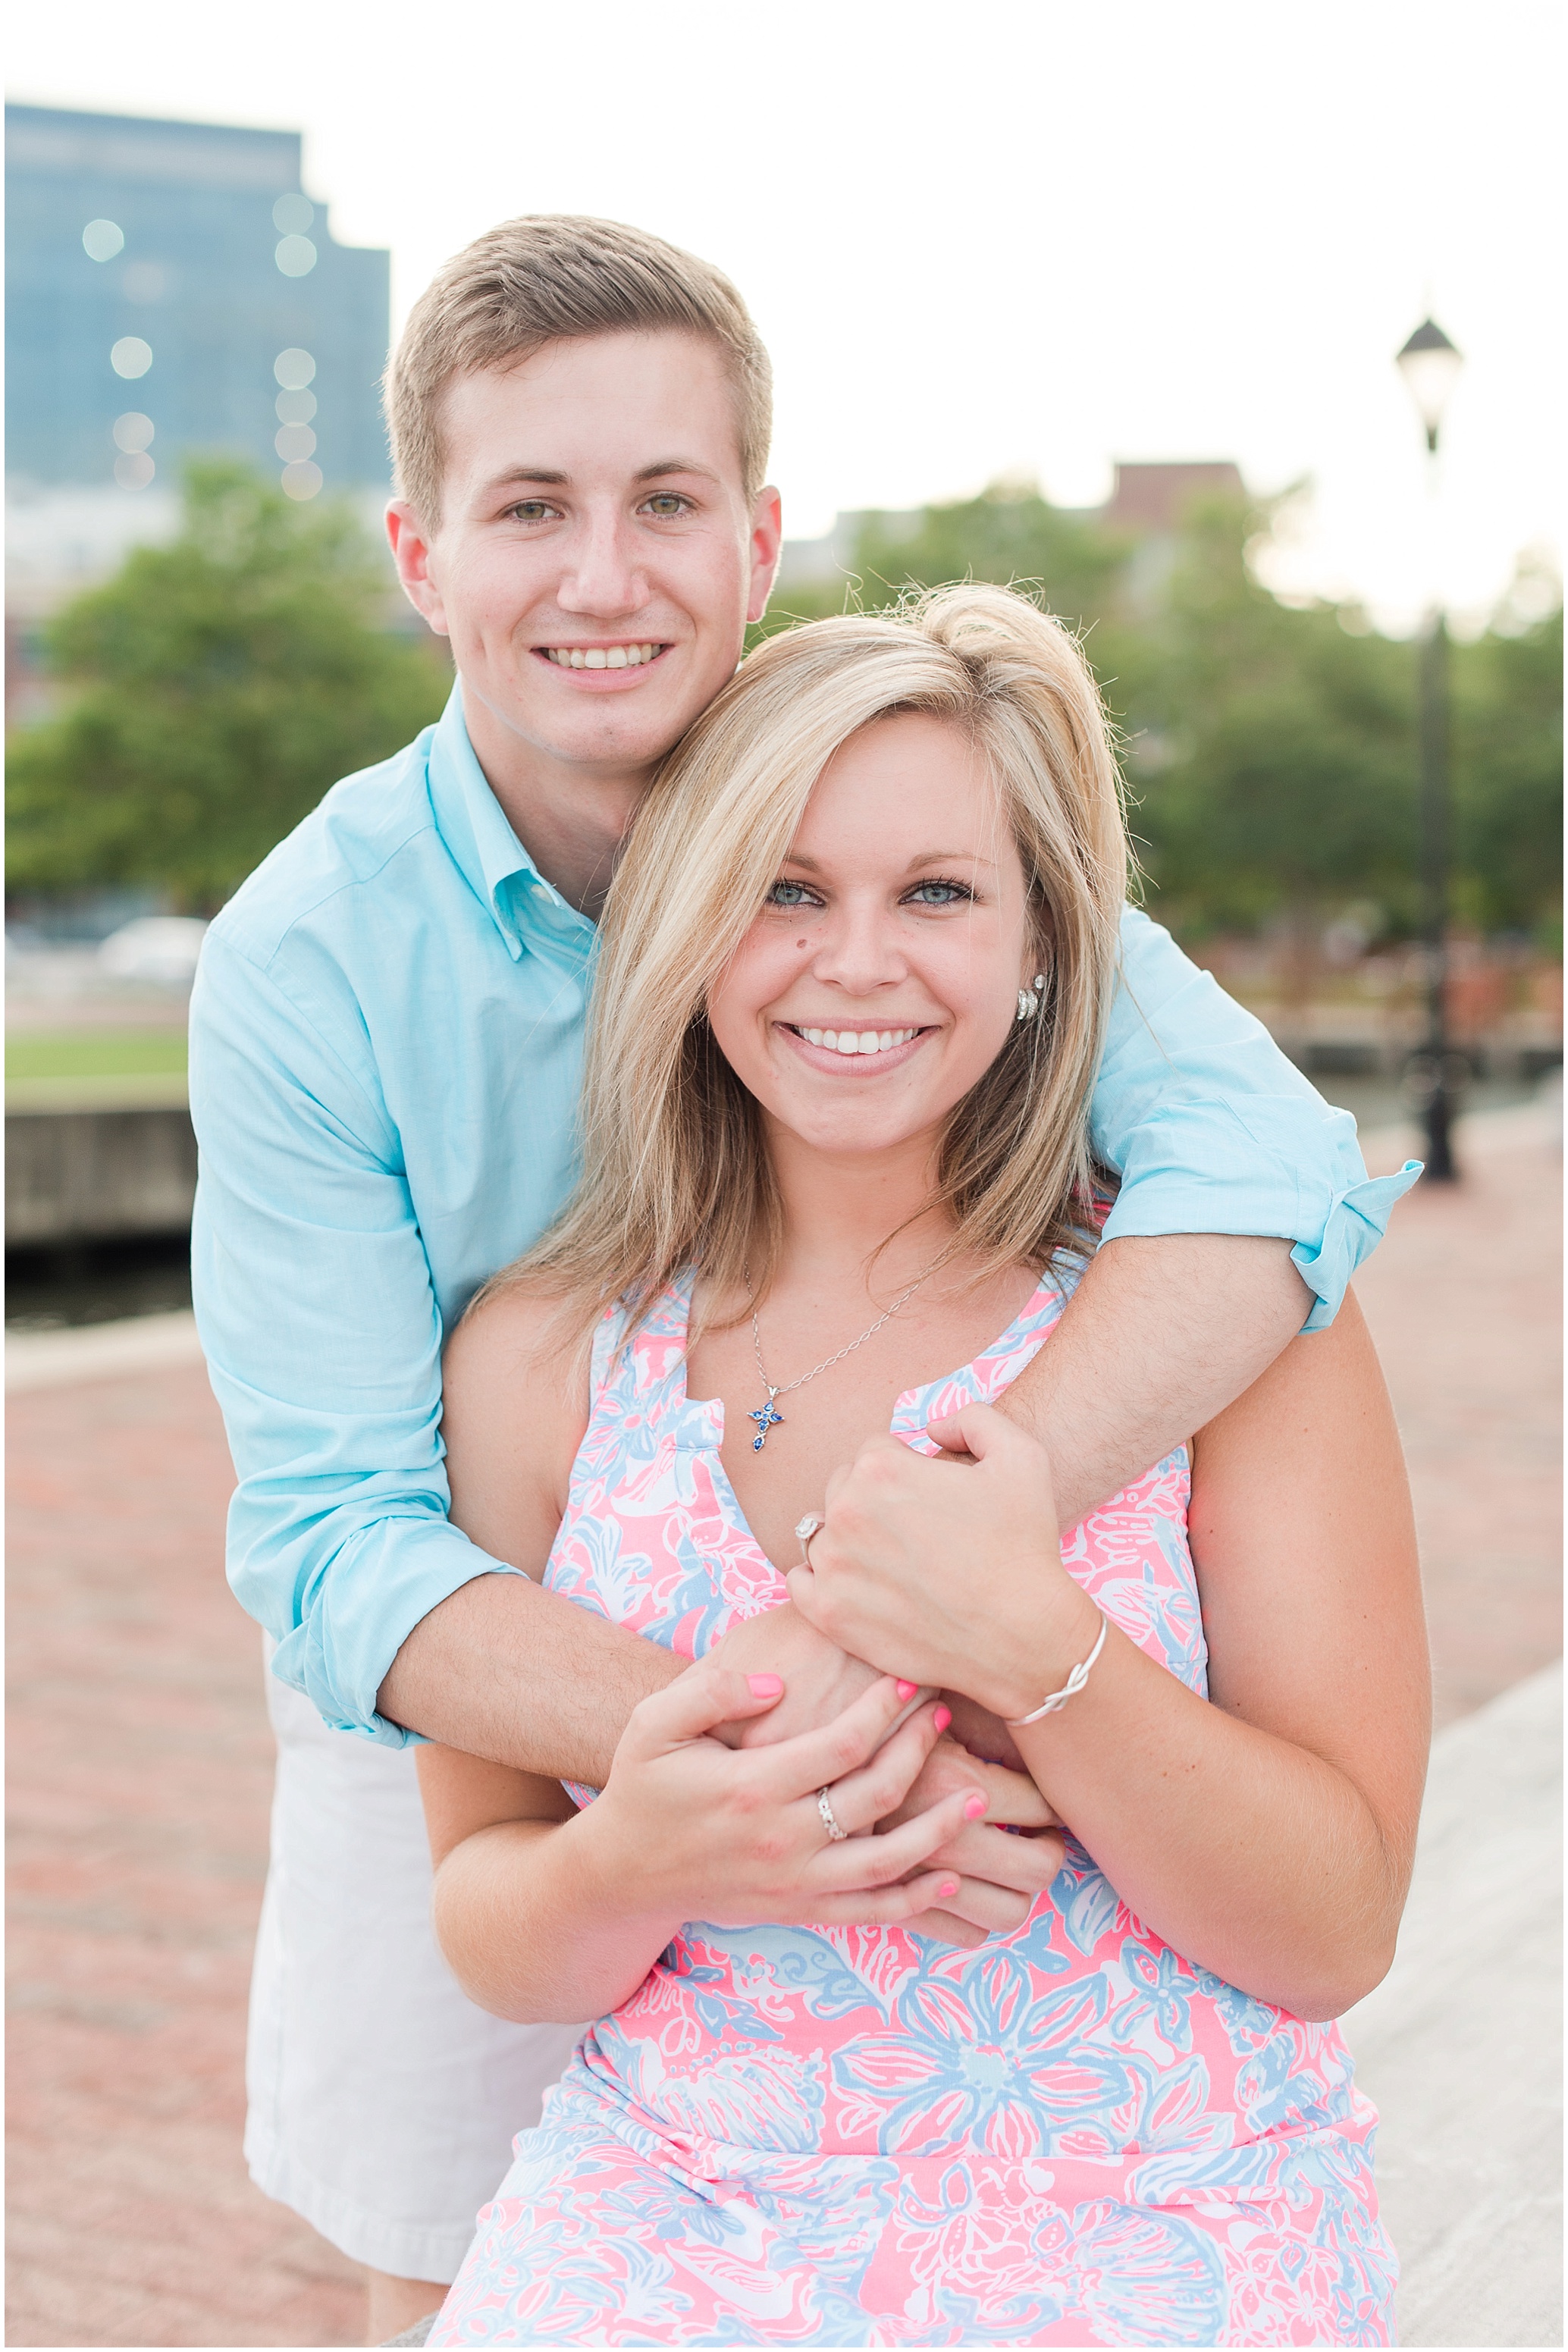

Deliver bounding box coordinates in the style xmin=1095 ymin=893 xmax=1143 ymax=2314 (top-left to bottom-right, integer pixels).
xmin=634 ymin=457 xmax=723 ymax=485
xmin=480 ymin=457 xmax=723 ymax=497
xmin=484 ymin=466 xmax=569 ymax=492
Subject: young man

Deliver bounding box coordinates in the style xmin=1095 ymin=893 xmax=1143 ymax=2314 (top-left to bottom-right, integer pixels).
xmin=189 ymin=216 xmax=1416 ymax=2340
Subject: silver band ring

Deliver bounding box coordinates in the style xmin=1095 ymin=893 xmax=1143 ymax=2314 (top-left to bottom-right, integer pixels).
xmin=817 ymin=1786 xmax=848 ymax=1842
xmin=795 ymin=1512 xmax=825 ymax=1565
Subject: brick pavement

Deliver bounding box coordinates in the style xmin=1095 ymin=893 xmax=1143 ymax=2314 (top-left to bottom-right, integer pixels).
xmin=5 ymin=1099 xmax=1561 ymax=2346
xmin=1355 ymin=1099 xmax=1562 ymax=1727
xmin=6 ymin=1362 xmax=362 ymax=2348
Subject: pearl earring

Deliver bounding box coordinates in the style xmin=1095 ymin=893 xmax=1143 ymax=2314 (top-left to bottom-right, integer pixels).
xmin=1016 ymin=974 xmax=1046 ymax=1023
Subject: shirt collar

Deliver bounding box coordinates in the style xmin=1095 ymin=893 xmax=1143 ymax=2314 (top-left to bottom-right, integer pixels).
xmin=425 ymin=682 xmax=595 ymax=965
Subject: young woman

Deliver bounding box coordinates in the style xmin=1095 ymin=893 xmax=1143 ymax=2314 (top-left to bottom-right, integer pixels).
xmin=418 ymin=587 xmax=1428 ymax=2347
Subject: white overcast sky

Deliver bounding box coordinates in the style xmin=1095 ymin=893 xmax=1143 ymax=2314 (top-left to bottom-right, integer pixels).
xmin=11 ymin=0 xmax=1563 ymax=632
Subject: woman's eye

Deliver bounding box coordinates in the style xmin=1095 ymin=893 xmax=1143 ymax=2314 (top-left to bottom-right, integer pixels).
xmin=765 ymin=880 xmax=817 ymax=908
xmin=906 ymin=880 xmax=971 ymax=906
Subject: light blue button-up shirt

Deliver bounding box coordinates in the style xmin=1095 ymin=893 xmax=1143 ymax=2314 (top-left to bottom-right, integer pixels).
xmin=190 ymin=688 xmax=1418 ymax=1744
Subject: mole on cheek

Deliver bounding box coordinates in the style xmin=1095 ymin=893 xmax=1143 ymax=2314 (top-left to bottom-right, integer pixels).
xmin=796 ymin=938 xmax=807 ymax=950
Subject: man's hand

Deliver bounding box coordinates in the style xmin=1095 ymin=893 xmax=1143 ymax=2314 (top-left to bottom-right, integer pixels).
xmin=787 ymin=1411 xmax=1089 ymax=1723
xmin=884 ymin=1736 xmax=1065 ymax=1948
xmin=930 ymin=1692 xmax=1027 ymax=1774
xmin=707 ymin=1603 xmax=889 ymax=1749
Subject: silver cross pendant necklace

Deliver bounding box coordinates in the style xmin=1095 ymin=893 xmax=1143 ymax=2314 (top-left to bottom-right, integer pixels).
xmin=745 ymin=1265 xmax=935 ymax=1451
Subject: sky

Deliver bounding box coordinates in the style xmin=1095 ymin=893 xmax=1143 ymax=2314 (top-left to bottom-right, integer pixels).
xmin=9 ymin=0 xmax=1563 ymax=633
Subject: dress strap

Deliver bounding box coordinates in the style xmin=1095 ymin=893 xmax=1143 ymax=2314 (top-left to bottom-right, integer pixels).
xmin=588 ymin=1299 xmax=634 ymax=1404
xmin=586 ymin=1273 xmax=698 ymax=1409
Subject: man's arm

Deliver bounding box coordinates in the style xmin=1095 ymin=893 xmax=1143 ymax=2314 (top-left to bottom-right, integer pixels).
xmin=993 ymin=910 xmax=1419 ymax=1517
xmin=379 ymin=1573 xmax=682 ymax=1782
xmin=190 ymin=923 xmax=677 ymax=1777
xmin=1002 ymin=1235 xmax=1307 ymax=1529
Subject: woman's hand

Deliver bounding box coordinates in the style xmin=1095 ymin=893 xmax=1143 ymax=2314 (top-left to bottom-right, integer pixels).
xmin=786 ymin=1404 xmax=1099 ymax=1721
xmin=579 ymin=1665 xmax=986 ymax=1933
xmin=884 ymin=1735 xmax=1066 ymax=1948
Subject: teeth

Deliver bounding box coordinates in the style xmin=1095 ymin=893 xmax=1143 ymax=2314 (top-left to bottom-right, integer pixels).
xmin=545 ymin=644 xmax=660 ymax=669
xmin=798 ymin=1027 xmax=920 ymax=1055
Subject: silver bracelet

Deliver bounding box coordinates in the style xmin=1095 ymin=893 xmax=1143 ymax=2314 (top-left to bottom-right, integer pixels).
xmin=1006 ymin=1610 xmax=1109 ymax=1725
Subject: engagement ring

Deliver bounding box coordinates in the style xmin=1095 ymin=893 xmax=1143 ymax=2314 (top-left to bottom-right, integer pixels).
xmin=795 ymin=1513 xmax=825 ymax=1563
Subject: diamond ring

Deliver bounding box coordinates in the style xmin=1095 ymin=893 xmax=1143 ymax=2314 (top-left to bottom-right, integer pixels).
xmin=795 ymin=1512 xmax=825 ymax=1564
xmin=817 ymin=1786 xmax=848 ymax=1841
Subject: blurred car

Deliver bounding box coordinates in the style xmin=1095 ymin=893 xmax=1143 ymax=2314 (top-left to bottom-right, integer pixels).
xmin=96 ymin=916 xmax=209 ymax=986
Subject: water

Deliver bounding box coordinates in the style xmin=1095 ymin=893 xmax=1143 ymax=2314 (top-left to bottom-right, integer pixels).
xmin=5 ymin=1077 xmax=1547 ymax=1334
xmin=6 ymin=1234 xmax=193 ymax=1331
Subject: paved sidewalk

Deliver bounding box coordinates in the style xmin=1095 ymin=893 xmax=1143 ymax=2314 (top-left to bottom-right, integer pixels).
xmin=5 ymin=1359 xmax=362 ymax=2347
xmin=5 ymin=1098 xmax=1561 ymax=2347
xmin=1355 ymin=1097 xmax=1561 ymax=1725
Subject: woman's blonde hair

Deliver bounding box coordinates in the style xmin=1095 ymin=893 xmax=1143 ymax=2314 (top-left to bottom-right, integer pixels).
xmin=498 ymin=584 xmax=1129 ymax=1335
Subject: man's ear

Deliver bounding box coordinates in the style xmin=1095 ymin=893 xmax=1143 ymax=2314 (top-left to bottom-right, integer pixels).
xmin=386 ymin=500 xmax=451 ymax=638
xmin=746 ymin=486 xmax=784 ymax=626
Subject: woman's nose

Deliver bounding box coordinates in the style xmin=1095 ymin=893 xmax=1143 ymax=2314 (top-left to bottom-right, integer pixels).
xmin=811 ymin=904 xmax=907 ymax=997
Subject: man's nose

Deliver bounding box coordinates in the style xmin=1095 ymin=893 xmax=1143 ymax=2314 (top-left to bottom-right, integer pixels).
xmin=556 ymin=510 xmax=648 ymax=617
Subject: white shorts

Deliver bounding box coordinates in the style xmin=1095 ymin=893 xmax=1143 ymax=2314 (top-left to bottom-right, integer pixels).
xmin=246 ymin=1645 xmax=585 ymax=2281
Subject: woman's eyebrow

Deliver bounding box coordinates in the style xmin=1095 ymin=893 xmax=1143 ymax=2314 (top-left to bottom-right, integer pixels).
xmin=904 ymin=850 xmax=996 ymax=871
xmin=780 ymin=851 xmax=995 ymax=873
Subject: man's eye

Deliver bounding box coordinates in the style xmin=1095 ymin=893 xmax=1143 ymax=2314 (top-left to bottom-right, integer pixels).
xmin=766 ymin=880 xmax=817 ymax=908
xmin=506 ymin=500 xmax=557 ymax=522
xmin=643 ymin=494 xmax=691 ymax=518
xmin=907 ymin=880 xmax=971 ymax=905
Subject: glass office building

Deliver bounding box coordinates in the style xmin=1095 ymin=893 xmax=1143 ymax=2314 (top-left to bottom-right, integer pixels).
xmin=5 ymin=102 xmax=390 ymax=499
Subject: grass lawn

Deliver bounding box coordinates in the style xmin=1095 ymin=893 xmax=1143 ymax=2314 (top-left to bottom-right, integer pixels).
xmin=5 ymin=1027 xmax=190 ymax=1083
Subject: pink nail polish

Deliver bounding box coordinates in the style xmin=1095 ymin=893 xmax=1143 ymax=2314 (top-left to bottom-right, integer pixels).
xmin=964 ymin=1793 xmax=987 ymax=1819
xmin=746 ymin=1674 xmax=783 ymax=1697
xmin=938 ymin=1880 xmax=959 ymax=1899
xmin=933 ymin=1705 xmax=952 ymax=1733
xmin=895 ymin=1680 xmax=919 ymax=1703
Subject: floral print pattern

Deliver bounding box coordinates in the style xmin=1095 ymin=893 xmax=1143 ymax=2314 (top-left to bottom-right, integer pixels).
xmin=431 ymin=1271 xmax=1396 ymax=2347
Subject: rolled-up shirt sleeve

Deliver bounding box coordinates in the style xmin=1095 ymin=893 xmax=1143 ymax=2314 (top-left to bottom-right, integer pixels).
xmin=189 ymin=925 xmax=519 ymax=1745
xmin=1092 ymin=908 xmax=1421 ymax=1331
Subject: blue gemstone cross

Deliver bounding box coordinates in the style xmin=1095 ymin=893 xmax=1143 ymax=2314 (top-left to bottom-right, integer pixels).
xmin=748 ymin=1394 xmax=786 ymax=1451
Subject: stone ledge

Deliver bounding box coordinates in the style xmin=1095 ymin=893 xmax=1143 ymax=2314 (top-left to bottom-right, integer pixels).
xmin=1341 ymin=1661 xmax=1563 ymax=2347
xmin=5 ymin=1308 xmax=205 ymax=1391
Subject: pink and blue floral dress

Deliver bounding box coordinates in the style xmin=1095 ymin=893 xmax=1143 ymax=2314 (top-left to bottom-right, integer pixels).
xmin=430 ymin=1271 xmax=1397 ymax=2347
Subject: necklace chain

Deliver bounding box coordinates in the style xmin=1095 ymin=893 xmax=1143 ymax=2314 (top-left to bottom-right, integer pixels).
xmin=745 ymin=1263 xmax=935 ymax=1449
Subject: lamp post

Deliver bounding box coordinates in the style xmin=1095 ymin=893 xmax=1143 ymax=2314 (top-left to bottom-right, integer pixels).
xmin=1395 ymin=316 xmax=1465 ymax=1181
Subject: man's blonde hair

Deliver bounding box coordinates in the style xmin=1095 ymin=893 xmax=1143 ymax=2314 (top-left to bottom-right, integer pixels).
xmin=491 ymin=584 xmax=1130 ymax=1340
xmin=384 ymin=215 xmax=773 ymax=525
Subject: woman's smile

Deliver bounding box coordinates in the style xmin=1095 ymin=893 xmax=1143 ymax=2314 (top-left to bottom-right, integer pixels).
xmin=776 ymin=1020 xmax=936 ymax=1072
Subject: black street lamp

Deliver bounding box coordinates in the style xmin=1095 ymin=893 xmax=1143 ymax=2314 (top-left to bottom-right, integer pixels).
xmin=1396 ymin=316 xmax=1465 ymax=1180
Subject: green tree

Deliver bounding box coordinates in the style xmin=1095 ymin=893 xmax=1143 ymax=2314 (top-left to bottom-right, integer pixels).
xmin=852 ymin=481 xmax=1127 ymax=636
xmin=776 ymin=479 xmax=1561 ymax=946
xmin=1124 ymin=494 xmax=1420 ymax=935
xmin=1450 ymin=575 xmax=1563 ymax=939
xmin=751 ymin=478 xmax=1128 ymax=650
xmin=6 ymin=461 xmax=450 ymax=909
